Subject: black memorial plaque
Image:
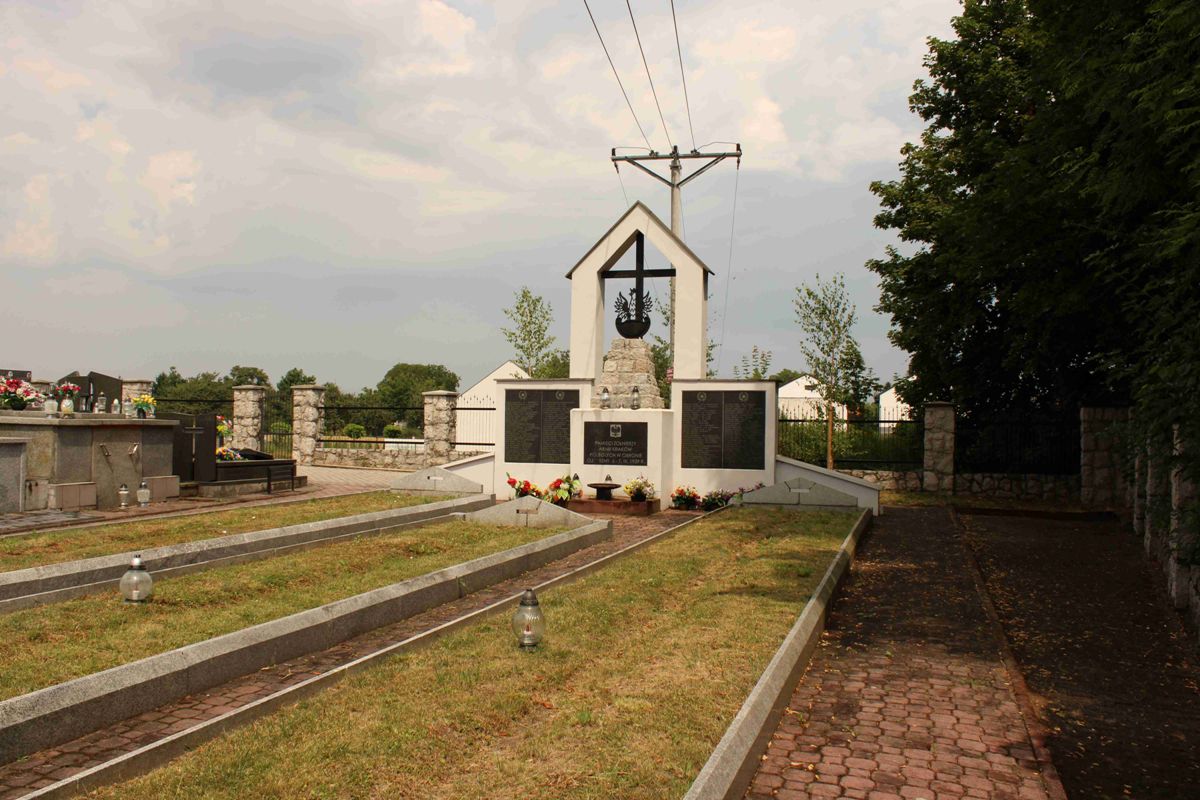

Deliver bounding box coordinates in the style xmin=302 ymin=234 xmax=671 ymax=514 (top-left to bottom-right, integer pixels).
xmin=583 ymin=421 xmax=648 ymax=466
xmin=1 ymin=369 xmax=33 ymax=382
xmin=504 ymin=389 xmax=578 ymax=464
xmin=681 ymin=390 xmax=766 ymax=470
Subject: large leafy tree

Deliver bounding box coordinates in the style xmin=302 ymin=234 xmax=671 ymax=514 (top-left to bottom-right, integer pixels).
xmin=377 ymin=363 xmax=459 ymax=428
xmin=868 ymin=0 xmax=1126 ymax=416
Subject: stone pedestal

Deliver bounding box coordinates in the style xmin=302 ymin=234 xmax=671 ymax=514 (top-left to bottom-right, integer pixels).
xmin=593 ymin=339 xmax=664 ymax=409
xmin=231 ymin=385 xmax=266 ymax=451
xmin=422 ymin=390 xmax=458 ymax=464
xmin=291 ymin=385 xmax=325 ymax=466
xmin=922 ymin=402 xmax=955 ymax=493
xmin=1080 ymin=407 xmax=1127 ymax=508
xmin=121 ymin=380 xmax=153 ymax=413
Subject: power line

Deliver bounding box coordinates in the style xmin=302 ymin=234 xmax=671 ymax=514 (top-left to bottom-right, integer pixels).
xmin=669 ymin=0 xmax=697 ymax=151
xmin=625 ymin=0 xmax=672 ymax=148
xmin=716 ymin=164 xmax=741 ymax=374
xmin=614 ymin=164 xmax=631 ymax=208
xmin=583 ymin=0 xmax=653 ymax=151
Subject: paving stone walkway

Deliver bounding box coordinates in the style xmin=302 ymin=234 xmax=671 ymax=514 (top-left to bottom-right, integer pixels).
xmin=0 ymin=510 xmax=698 ymax=799
xmin=746 ymin=506 xmax=1059 ymax=800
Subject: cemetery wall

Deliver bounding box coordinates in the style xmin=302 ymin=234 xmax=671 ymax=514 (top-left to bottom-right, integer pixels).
xmin=312 ymin=446 xmax=481 ymax=471
xmin=955 ymin=472 xmax=1079 ymax=502
xmin=838 ymin=469 xmax=923 ymax=493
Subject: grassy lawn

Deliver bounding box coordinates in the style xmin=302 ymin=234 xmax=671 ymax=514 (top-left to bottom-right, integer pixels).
xmin=0 ymin=492 xmax=452 ymax=573
xmin=0 ymin=519 xmax=552 ymax=702
xmin=84 ymin=506 xmax=856 ymax=800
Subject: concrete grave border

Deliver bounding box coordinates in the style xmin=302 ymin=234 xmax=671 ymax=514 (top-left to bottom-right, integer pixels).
xmin=0 ymin=514 xmax=611 ymax=766
xmin=0 ymin=494 xmax=496 ymax=613
xmin=15 ymin=508 xmax=726 ymax=800
xmin=684 ymin=507 xmax=873 ymax=800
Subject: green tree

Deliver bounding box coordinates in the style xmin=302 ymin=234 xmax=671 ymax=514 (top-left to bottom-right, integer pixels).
xmin=377 ymin=363 xmax=459 ymax=429
xmin=732 ymin=346 xmax=773 ymax=380
xmin=538 ymin=349 xmax=570 ymax=379
xmin=795 ymin=274 xmax=858 ymax=468
xmin=501 ymin=288 xmax=559 ymax=377
xmin=228 ymin=365 xmax=269 ymax=386
xmin=839 ymin=340 xmax=882 ymax=418
xmin=769 ymin=368 xmax=804 ymax=386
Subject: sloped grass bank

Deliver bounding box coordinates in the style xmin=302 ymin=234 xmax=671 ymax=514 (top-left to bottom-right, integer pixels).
xmin=85 ymin=507 xmax=854 ymax=800
xmin=0 ymin=518 xmax=545 ymax=701
xmin=0 ymin=491 xmax=451 ymax=572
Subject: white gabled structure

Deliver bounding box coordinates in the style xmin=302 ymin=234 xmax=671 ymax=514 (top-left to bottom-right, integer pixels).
xmin=455 ymin=361 xmax=529 ymax=452
xmin=567 ymin=201 xmax=712 ymax=383
xmin=777 ymin=375 xmax=847 ymax=421
xmin=878 ymin=385 xmax=913 ymax=426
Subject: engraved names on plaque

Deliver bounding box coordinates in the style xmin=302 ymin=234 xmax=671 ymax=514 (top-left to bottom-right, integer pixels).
xmin=681 ymin=390 xmax=766 ymax=470
xmin=583 ymin=421 xmax=648 ymax=466
xmin=504 ymin=388 xmax=579 ymax=464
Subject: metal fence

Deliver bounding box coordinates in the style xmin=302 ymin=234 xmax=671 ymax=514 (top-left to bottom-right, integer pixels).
xmin=319 ymin=405 xmax=425 ymax=449
xmin=955 ymin=413 xmax=1080 ymax=475
xmin=262 ymin=388 xmax=292 ymax=458
xmin=154 ymin=396 xmax=233 ymax=419
xmin=778 ymin=418 xmax=925 ymax=470
xmin=454 ymin=403 xmax=497 ymax=450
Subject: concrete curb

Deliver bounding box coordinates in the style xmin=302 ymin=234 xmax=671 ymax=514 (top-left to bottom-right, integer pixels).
xmin=683 ymin=507 xmax=873 ymax=800
xmin=0 ymin=495 xmax=495 ymax=612
xmin=0 ymin=518 xmax=611 ymax=766
xmin=15 ymin=509 xmax=721 ymax=800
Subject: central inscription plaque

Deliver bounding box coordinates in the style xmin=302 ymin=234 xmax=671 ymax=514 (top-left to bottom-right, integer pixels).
xmin=681 ymin=390 xmax=766 ymax=470
xmin=504 ymin=388 xmax=579 ymax=464
xmin=583 ymin=421 xmax=648 ymax=466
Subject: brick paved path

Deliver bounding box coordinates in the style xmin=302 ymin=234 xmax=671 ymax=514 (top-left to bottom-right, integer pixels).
xmin=0 ymin=510 xmax=697 ymax=799
xmin=746 ymin=506 xmax=1057 ymax=800
xmin=961 ymin=512 xmax=1200 ymax=800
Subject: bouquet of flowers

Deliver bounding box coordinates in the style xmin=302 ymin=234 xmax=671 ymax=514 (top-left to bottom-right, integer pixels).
xmin=505 ymin=473 xmax=542 ymax=499
xmin=52 ymin=382 xmax=81 ymax=401
xmin=701 ymin=489 xmax=735 ymax=511
xmin=132 ymin=394 xmax=156 ymax=412
xmin=0 ymin=379 xmax=43 ymax=410
xmin=542 ymin=473 xmax=582 ymax=507
xmin=622 ymin=475 xmax=656 ymax=501
xmin=670 ymin=485 xmax=701 ymax=510
xmin=215 ymin=415 xmax=232 ymax=439
xmin=216 ymin=447 xmax=244 ymax=461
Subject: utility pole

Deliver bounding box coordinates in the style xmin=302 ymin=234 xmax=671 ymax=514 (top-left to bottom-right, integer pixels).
xmin=612 ymin=144 xmax=741 ymax=357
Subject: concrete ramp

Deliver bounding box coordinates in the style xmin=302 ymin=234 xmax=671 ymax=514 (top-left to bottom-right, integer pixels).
xmin=742 ymin=457 xmax=880 ymax=514
xmin=438 ymin=453 xmax=496 ymax=494
xmin=465 ymin=495 xmax=592 ymax=529
xmin=391 ymin=466 xmax=483 ymax=495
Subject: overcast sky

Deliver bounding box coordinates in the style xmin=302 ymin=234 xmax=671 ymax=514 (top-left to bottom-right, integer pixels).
xmin=1 ymin=0 xmax=958 ymax=391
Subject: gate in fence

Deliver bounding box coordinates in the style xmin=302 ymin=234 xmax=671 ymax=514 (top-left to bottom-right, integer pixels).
xmin=954 ymin=412 xmax=1080 ymax=475
xmin=262 ymin=388 xmax=293 ymax=458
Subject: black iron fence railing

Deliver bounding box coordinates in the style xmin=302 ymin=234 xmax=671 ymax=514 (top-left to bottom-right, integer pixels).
xmin=778 ymin=418 xmax=925 ymax=470
xmin=154 ymin=396 xmax=233 ymax=418
xmin=453 ymin=406 xmax=496 ymax=448
xmin=319 ymin=405 xmax=425 ymax=447
xmin=955 ymin=414 xmax=1080 ymax=475
xmin=262 ymin=388 xmax=292 ymax=458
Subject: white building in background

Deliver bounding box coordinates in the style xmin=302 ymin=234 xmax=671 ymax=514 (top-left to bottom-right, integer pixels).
xmin=878 ymin=385 xmax=914 ymax=427
xmin=777 ymin=375 xmax=847 ymax=420
xmin=455 ymin=360 xmax=529 ymax=451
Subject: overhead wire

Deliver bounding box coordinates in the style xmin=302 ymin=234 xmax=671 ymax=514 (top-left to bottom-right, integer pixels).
xmin=624 ymin=0 xmax=672 ymax=149
xmin=715 ymin=163 xmax=741 ymax=374
xmin=669 ymin=0 xmax=697 ymax=151
xmin=583 ymin=0 xmax=653 ymax=151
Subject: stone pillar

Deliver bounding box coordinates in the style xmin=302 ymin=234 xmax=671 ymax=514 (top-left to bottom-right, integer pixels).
xmin=1133 ymin=449 xmax=1146 ymax=538
xmin=1079 ymin=407 xmax=1128 ymax=508
xmin=922 ymin=402 xmax=955 ymax=493
xmin=231 ymin=385 xmax=266 ymax=451
xmin=594 ymin=339 xmax=665 ymax=409
xmin=422 ymin=390 xmax=457 ymax=464
xmin=121 ymin=380 xmax=153 ymax=412
xmin=1145 ymin=444 xmax=1171 ymax=560
xmin=291 ymin=385 xmax=325 ymax=466
xmin=1167 ymin=426 xmax=1197 ymax=610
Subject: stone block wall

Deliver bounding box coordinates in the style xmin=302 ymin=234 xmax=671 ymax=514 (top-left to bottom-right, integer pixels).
xmin=231 ymin=385 xmax=266 ymax=451
xmin=312 ymin=447 xmax=480 ymax=470
xmin=594 ymin=339 xmax=664 ymax=409
xmin=839 ymin=469 xmax=923 ymax=493
xmin=1080 ymin=407 xmax=1128 ymax=507
xmin=922 ymin=402 xmax=955 ymax=492
xmin=956 ymin=472 xmax=1079 ymax=502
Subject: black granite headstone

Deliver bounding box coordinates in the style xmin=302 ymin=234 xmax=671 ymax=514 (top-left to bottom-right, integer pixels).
xmin=681 ymin=390 xmax=766 ymax=470
xmin=504 ymin=388 xmax=578 ymax=464
xmin=583 ymin=421 xmax=648 ymax=466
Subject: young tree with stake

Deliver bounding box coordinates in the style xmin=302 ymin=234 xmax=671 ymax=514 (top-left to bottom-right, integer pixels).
xmin=794 ymin=274 xmax=857 ymax=469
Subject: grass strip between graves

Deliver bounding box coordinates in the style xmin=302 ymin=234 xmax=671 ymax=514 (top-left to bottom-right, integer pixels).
xmin=83 ymin=506 xmax=855 ymax=800
xmin=0 ymin=491 xmax=452 ymax=572
xmin=0 ymin=518 xmax=553 ymax=701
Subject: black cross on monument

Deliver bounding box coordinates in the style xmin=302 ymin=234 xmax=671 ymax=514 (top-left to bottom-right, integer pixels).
xmin=599 ymin=232 xmax=676 ymax=322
